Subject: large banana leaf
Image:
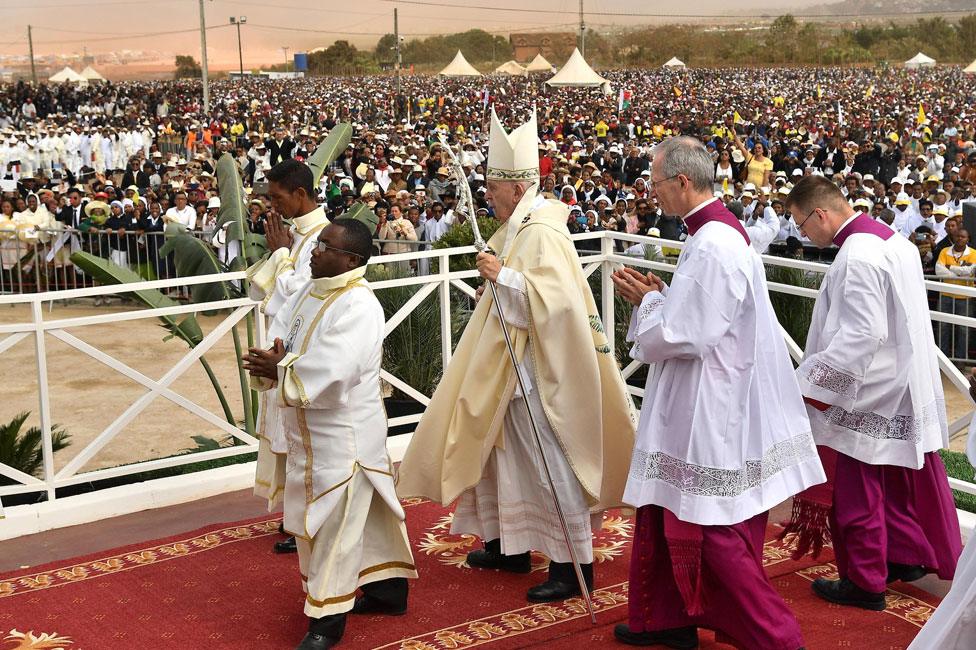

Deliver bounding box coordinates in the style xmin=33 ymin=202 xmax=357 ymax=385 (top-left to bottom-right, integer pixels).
xmin=307 ymin=123 xmax=352 ymax=185
xmin=69 ymin=251 xmax=203 ymax=346
xmin=344 ymin=202 xmax=379 ymax=232
xmin=214 ymin=153 xmax=265 ymax=267
xmin=159 ymin=232 xmax=236 ymax=307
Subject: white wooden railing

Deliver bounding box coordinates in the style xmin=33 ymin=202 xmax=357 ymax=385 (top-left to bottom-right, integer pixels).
xmin=1 ymin=230 xmax=974 ymax=539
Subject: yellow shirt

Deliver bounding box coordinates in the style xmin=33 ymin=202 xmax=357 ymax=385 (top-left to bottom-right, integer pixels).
xmin=746 ymin=156 xmax=773 ymax=188
xmin=595 ymin=121 xmax=609 ymax=138
xmin=937 ymin=246 xmax=976 ymax=299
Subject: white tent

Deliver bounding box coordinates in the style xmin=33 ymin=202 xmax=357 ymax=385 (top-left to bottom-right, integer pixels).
xmin=904 ymin=52 xmax=936 ymax=69
xmin=964 ymin=59 xmax=976 ymax=74
xmin=48 ymin=66 xmax=86 ymax=84
xmin=495 ymin=60 xmax=527 ymax=76
xmin=524 ymin=53 xmax=553 ymax=73
xmin=662 ymin=56 xmax=686 ymax=69
xmin=545 ymin=48 xmax=611 ymax=95
xmin=438 ymin=50 xmax=481 ymax=77
xmin=80 ymin=65 xmax=107 ymax=82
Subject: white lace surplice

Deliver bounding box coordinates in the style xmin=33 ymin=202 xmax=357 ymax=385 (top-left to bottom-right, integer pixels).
xmin=450 ymin=267 xmax=600 ymax=563
xmin=624 ymin=220 xmax=824 ymax=526
xmin=797 ymin=232 xmax=947 ymax=469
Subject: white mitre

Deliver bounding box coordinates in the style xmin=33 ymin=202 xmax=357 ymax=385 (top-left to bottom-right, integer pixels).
xmin=486 ymin=107 xmax=539 ymax=182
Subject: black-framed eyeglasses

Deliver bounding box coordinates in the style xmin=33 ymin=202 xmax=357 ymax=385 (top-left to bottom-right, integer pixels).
xmin=650 ymin=174 xmax=681 ymax=190
xmin=316 ymin=241 xmax=363 ymax=258
xmin=794 ymin=206 xmax=819 ymax=231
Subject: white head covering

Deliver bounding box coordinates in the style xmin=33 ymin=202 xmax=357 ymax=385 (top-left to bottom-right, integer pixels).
xmin=485 ymin=107 xmax=544 ymax=259
xmin=486 ymin=107 xmax=539 ymax=182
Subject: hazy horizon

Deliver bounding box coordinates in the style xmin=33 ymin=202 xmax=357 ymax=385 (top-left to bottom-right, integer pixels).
xmin=1 ymin=0 xmax=833 ymax=66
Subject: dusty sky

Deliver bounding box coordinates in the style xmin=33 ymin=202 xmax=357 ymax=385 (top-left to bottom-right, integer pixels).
xmin=1 ymin=0 xmax=823 ymax=65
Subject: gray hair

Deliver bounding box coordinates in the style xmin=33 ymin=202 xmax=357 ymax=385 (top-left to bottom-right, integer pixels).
xmin=652 ymin=136 xmax=714 ymax=193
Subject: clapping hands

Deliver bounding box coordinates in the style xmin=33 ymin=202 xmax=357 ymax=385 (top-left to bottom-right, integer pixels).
xmin=611 ymin=267 xmax=665 ymax=305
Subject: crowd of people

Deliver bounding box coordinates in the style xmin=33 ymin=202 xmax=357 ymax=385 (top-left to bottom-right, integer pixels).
xmin=3 ymin=63 xmax=976 ymax=648
xmin=0 ymin=66 xmax=975 ymax=352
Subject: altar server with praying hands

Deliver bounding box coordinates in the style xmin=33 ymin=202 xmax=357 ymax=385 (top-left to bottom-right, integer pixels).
xmin=783 ymin=174 xmax=960 ymax=611
xmin=246 ymin=159 xmax=330 ymax=554
xmin=245 ymin=219 xmax=416 ymax=650
xmin=612 ymin=136 xmax=824 ymax=649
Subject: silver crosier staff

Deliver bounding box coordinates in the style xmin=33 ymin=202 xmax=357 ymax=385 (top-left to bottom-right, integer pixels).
xmin=439 ymin=137 xmax=598 ymax=625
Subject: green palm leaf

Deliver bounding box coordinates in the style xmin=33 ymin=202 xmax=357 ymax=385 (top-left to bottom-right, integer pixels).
xmin=69 ymin=251 xmax=204 ymax=346
xmin=214 ymin=153 xmax=266 ymax=266
xmin=344 ymin=202 xmax=379 ymax=232
xmin=159 ymin=230 xmax=235 ymax=307
xmin=0 ymin=411 xmax=71 ymax=480
xmin=307 ymin=123 xmax=353 ymax=185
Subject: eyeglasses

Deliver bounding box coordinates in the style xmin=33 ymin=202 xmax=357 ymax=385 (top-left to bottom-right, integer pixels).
xmin=316 ymin=241 xmax=363 ymax=258
xmin=794 ymin=206 xmax=819 ymax=231
xmin=650 ymin=174 xmax=682 ymax=191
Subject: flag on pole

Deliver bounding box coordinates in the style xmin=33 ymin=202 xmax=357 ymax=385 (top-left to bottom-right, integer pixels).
xmin=865 ymin=84 xmax=874 ymax=98
xmin=482 ymin=87 xmax=490 ymax=107
xmin=673 ymin=85 xmax=682 ymax=97
xmin=837 ymin=101 xmax=844 ymax=126
xmin=618 ymin=88 xmax=632 ymax=111
xmin=816 ymin=84 xmax=822 ymax=99
xmin=733 ymin=110 xmax=743 ymax=124
xmin=917 ymin=102 xmax=927 ymax=124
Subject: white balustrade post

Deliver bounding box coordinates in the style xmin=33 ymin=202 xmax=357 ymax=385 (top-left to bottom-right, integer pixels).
xmin=31 ymin=299 xmax=57 ymax=501
xmin=601 ymin=232 xmax=616 ymax=355
xmin=439 ymin=252 xmax=452 ymax=366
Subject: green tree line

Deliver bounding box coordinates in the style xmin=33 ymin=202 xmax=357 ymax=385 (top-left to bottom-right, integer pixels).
xmin=179 ymin=15 xmax=976 ymax=77
xmin=612 ymin=15 xmax=976 ymax=67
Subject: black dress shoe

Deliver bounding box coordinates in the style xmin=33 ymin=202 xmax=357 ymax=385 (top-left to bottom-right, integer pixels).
xmin=350 ymin=594 xmax=407 ymax=616
xmin=274 ymin=536 xmax=297 ymax=554
xmin=465 ymin=539 xmax=531 ymax=573
xmin=886 ymin=562 xmax=927 ymax=583
xmin=295 ymin=632 xmax=336 ymax=650
xmin=527 ymin=561 xmax=594 ymax=602
xmin=812 ymin=577 xmax=885 ymax=611
xmin=526 ymin=579 xmax=582 ymax=602
xmin=613 ymin=624 xmax=698 ymax=648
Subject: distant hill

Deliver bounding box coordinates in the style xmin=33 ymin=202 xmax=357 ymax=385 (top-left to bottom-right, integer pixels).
xmin=801 ymin=0 xmax=972 ymax=16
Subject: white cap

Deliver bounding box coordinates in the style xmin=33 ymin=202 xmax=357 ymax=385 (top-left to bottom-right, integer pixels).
xmin=207 ymin=197 xmax=221 ymax=209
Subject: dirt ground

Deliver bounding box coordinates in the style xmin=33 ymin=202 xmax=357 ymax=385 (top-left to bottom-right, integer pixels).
xmin=1 ymin=299 xmax=251 ymax=474
xmin=0 ymin=299 xmax=973 ymax=476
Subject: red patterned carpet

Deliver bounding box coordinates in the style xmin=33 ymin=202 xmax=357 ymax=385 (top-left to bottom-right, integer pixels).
xmin=0 ymin=499 xmax=939 ymax=649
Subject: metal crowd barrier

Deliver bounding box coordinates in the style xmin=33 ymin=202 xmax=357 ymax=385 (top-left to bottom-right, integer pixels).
xmin=0 ymin=227 xmax=215 ymax=301
xmin=926 ymin=274 xmax=976 ymax=366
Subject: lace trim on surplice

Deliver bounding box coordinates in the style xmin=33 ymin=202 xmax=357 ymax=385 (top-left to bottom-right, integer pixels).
xmin=803 ymin=359 xmax=858 ymax=400
xmin=821 ymin=399 xmax=944 ymax=444
xmin=628 ymin=433 xmax=818 ymax=497
xmin=631 ymin=295 xmax=665 ymax=358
